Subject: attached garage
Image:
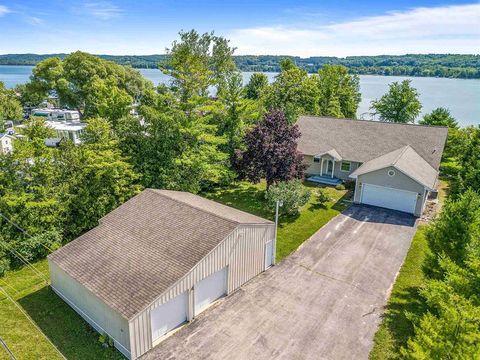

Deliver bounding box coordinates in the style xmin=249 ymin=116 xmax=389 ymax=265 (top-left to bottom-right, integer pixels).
xmin=361 ymin=184 xmax=418 ymax=214
xmin=350 ymin=146 xmax=438 ymax=217
xmin=48 ymin=189 xmax=275 ymax=359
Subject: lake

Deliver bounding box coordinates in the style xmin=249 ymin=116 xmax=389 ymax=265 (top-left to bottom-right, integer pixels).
xmin=1 ymin=65 xmax=478 ymax=127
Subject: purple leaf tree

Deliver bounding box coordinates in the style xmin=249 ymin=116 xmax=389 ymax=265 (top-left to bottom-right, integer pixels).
xmin=235 ymin=109 xmax=306 ymax=189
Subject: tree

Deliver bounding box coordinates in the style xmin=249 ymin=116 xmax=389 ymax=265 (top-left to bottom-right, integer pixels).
xmin=162 ymin=30 xmax=237 ymax=107
xmin=24 ymin=52 xmax=152 ymax=123
xmin=265 ymin=180 xmax=311 ymax=215
xmin=245 ymin=73 xmax=269 ymax=100
xmin=263 ymin=60 xmax=318 ymax=123
xmin=456 ymin=126 xmax=480 ymax=194
xmin=58 ymin=118 xmax=141 ymax=238
xmin=423 ymin=190 xmax=480 ymax=278
xmin=316 ymin=65 xmax=361 ymax=118
xmin=235 ymin=109 xmax=306 ymax=188
xmin=0 ymin=81 xmax=23 ymax=127
xmin=370 ymin=80 xmax=422 ymax=123
xmin=419 ymin=107 xmax=459 ymax=128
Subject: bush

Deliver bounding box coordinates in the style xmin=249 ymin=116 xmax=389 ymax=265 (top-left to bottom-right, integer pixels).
xmin=265 ymin=180 xmax=311 ymax=215
xmin=0 ymin=253 xmax=10 ymax=278
xmin=344 ymin=180 xmax=356 ymax=191
xmin=335 ymin=184 xmax=345 ymax=190
xmin=316 ymin=189 xmax=330 ymax=205
xmin=11 ymin=230 xmax=62 ymax=267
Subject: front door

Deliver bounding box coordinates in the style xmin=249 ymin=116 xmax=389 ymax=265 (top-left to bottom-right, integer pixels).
xmin=326 ymin=160 xmax=333 ymax=176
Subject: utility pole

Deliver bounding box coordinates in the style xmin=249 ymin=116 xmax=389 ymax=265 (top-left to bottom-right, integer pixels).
xmin=273 ymin=200 xmax=283 ymax=265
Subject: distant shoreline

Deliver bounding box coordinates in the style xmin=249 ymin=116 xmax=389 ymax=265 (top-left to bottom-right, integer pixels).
xmin=1 ymin=53 xmax=479 ymax=79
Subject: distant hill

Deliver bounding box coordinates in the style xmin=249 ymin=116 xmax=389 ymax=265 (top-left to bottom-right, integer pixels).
xmin=1 ymin=53 xmax=479 ymax=79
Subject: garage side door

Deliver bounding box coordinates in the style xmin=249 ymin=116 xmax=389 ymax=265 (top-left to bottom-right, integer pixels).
xmin=194 ymin=268 xmax=227 ymax=316
xmin=151 ymin=292 xmax=187 ymax=342
xmin=361 ymin=184 xmax=417 ymax=214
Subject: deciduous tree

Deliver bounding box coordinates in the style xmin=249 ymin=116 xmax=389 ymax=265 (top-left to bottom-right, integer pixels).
xmin=235 ymin=109 xmax=306 ymax=188
xmin=370 ymin=80 xmax=422 ymax=123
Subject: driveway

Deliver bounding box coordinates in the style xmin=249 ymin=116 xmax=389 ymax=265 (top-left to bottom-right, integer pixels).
xmin=141 ymin=205 xmax=417 ymax=360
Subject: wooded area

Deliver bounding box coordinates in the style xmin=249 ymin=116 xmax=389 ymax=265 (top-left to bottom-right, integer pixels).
xmin=1 ymin=53 xmax=479 ymax=78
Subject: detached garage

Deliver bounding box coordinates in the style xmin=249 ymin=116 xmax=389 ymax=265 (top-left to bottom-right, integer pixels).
xmin=48 ymin=189 xmax=275 ymax=359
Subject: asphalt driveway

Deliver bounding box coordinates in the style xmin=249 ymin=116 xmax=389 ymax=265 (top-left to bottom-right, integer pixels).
xmin=141 ymin=205 xmax=417 ymax=360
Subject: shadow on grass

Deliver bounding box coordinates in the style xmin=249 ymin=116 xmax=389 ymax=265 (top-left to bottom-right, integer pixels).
xmin=379 ymin=285 xmax=428 ymax=356
xmin=18 ymin=286 xmax=124 ymax=360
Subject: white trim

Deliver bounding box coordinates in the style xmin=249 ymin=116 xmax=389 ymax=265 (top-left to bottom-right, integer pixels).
xmin=340 ymin=161 xmax=351 ymax=172
xmin=320 ymin=158 xmax=324 ymax=176
xmin=51 ymin=285 xmax=131 ymax=359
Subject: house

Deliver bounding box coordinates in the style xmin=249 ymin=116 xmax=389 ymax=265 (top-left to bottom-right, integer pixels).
xmin=48 ymin=189 xmax=275 ymax=359
xmin=297 ymin=116 xmax=448 ymax=216
xmin=0 ymin=133 xmax=14 ymax=154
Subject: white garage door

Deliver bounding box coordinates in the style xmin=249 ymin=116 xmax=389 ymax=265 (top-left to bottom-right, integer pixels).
xmin=151 ymin=292 xmax=187 ymax=342
xmin=194 ymin=268 xmax=227 ymax=315
xmin=361 ymin=184 xmax=417 ymax=214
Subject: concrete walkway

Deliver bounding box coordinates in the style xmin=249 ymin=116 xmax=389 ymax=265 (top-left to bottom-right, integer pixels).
xmin=141 ymin=205 xmax=417 ymax=360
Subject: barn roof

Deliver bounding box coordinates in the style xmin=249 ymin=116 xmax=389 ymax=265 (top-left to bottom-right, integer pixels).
xmin=48 ymin=189 xmax=272 ymax=319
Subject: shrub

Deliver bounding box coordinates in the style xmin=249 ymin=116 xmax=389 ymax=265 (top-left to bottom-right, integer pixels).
xmin=316 ymin=189 xmax=330 ymax=205
xmin=11 ymin=230 xmax=62 ymax=266
xmin=344 ymin=180 xmax=356 ymax=191
xmin=0 ymin=249 xmax=10 ymax=277
xmin=265 ymin=180 xmax=311 ymax=215
xmin=335 ymin=184 xmax=345 ymax=190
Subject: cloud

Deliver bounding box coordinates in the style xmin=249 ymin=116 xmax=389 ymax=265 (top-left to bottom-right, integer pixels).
xmin=0 ymin=5 xmax=11 ymax=16
xmin=83 ymin=1 xmax=123 ymax=20
xmin=26 ymin=16 xmax=44 ymax=25
xmin=229 ymin=4 xmax=480 ymax=56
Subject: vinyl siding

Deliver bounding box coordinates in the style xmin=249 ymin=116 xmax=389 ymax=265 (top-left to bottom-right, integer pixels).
xmin=49 ymin=261 xmax=131 ymax=358
xmin=128 ymin=223 xmax=275 ymax=359
xmin=304 ymin=155 xmax=360 ymax=180
xmin=354 ymin=166 xmax=427 ymax=216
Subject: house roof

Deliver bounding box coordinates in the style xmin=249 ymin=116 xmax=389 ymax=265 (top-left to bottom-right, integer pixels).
xmin=296 ymin=116 xmax=448 ymax=170
xmin=350 ymin=145 xmax=438 ymax=189
xmin=48 ymin=189 xmax=272 ymax=319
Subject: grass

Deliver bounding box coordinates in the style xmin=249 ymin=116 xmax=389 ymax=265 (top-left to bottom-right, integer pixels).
xmin=0 ymin=259 xmax=124 ymax=360
xmin=369 ymin=179 xmax=449 ymax=359
xmin=0 ymin=180 xmax=350 ymax=360
xmin=205 ymin=180 xmax=351 ymax=262
xmin=369 ymin=226 xmax=430 ymax=359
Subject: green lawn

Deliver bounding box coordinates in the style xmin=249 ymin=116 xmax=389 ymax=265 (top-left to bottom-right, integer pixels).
xmin=369 ymin=226 xmax=430 ymax=359
xmin=369 ymin=179 xmax=449 ymax=359
xmin=0 ymin=260 xmax=124 ymax=360
xmin=205 ymin=180 xmax=351 ymax=262
xmin=0 ymin=180 xmax=350 ymax=360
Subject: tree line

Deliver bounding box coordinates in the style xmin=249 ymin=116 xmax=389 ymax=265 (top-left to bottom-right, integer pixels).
xmin=1 ymin=53 xmax=480 ymax=79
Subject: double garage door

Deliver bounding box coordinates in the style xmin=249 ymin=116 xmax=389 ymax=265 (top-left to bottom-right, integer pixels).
xmin=151 ymin=268 xmax=227 ymax=342
xmin=361 ymin=184 xmax=418 ymax=214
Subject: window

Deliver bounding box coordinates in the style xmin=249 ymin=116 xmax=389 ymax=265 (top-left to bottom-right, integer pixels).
xmin=340 ymin=161 xmax=351 ymax=172
xmin=388 ymin=169 xmax=396 ymax=177
xmin=313 ymin=157 xmax=320 ymax=163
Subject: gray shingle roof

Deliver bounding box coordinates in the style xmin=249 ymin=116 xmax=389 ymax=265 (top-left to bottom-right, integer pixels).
xmin=48 ymin=189 xmax=272 ymax=319
xmin=297 ymin=116 xmax=448 ymax=170
xmin=350 ymin=145 xmax=438 ymax=189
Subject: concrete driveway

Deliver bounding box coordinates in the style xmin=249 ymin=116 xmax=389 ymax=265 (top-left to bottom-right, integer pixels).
xmin=141 ymin=205 xmax=417 ymax=360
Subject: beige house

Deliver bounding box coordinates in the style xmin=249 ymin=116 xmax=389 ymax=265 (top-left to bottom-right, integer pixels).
xmin=48 ymin=189 xmax=274 ymax=359
xmin=297 ymin=116 xmax=448 ymax=216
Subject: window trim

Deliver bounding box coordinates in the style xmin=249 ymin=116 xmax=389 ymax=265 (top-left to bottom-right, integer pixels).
xmin=340 ymin=161 xmax=351 ymax=172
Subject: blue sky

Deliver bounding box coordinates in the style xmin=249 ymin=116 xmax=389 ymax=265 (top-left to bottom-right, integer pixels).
xmin=0 ymin=1 xmax=478 ymax=56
